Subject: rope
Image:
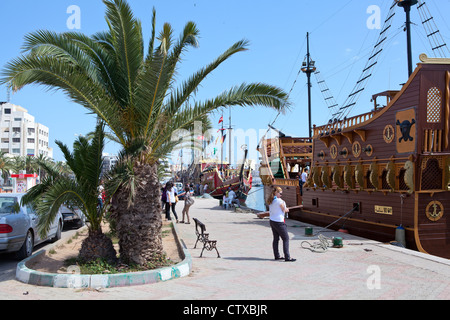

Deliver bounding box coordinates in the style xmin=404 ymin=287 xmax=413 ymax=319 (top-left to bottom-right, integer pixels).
xmin=300 ymin=205 xmax=358 ymax=253
xmin=301 ymin=234 xmax=333 ymax=253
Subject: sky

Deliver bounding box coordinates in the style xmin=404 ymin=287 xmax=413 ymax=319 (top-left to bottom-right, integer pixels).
xmin=1 ymin=0 xmax=450 ymax=165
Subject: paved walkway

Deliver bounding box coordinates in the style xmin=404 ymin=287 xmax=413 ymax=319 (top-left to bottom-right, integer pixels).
xmin=0 ymin=197 xmax=449 ymax=300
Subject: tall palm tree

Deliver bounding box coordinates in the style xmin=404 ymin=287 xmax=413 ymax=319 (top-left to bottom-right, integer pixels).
xmin=21 ymin=123 xmax=117 ymax=263
xmin=1 ymin=0 xmax=290 ymax=266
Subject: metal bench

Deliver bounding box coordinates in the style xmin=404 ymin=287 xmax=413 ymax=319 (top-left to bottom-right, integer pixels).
xmin=193 ymin=218 xmax=221 ymax=258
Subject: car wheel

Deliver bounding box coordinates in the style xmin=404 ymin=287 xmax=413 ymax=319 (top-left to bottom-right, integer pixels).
xmin=51 ymin=220 xmax=62 ymax=242
xmin=16 ymin=230 xmax=34 ymax=260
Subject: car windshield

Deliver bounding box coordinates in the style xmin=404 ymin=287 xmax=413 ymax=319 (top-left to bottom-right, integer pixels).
xmin=0 ymin=197 xmax=19 ymax=214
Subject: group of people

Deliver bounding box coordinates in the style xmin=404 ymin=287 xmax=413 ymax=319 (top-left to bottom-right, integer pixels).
xmin=161 ymin=182 xmax=195 ymax=224
xmin=222 ymin=187 xmax=238 ymax=209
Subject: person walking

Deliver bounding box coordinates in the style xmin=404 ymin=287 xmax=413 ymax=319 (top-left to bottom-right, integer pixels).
xmin=161 ymin=184 xmax=167 ymax=212
xmin=180 ymin=186 xmax=194 ymax=224
xmin=258 ymin=187 xmax=296 ymax=262
xmin=165 ymin=182 xmax=179 ymax=222
xmin=299 ymin=168 xmax=308 ymax=196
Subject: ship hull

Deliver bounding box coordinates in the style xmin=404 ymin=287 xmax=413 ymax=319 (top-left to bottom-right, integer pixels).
xmin=202 ymin=167 xmax=252 ymax=202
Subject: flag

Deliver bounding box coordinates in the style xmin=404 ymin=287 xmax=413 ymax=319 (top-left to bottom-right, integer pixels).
xmin=218 ymin=116 xmax=223 ymax=124
xmin=221 ymin=134 xmax=226 ymax=144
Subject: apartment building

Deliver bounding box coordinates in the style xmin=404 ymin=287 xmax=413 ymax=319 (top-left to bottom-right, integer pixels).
xmin=0 ymin=102 xmax=53 ymax=159
xmin=101 ymin=153 xmax=118 ymax=178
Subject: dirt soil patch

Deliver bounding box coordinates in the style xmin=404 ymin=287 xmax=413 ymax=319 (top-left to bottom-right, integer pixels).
xmin=26 ymin=220 xmax=183 ymax=274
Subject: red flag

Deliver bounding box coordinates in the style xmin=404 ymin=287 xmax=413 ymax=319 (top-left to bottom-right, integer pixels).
xmin=218 ymin=116 xmax=223 ymax=124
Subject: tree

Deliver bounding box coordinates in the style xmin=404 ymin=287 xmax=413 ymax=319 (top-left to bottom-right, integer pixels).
xmin=21 ymin=123 xmax=117 ymax=263
xmin=1 ymin=0 xmax=290 ymax=266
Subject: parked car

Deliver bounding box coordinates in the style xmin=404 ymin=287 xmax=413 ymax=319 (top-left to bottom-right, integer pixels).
xmin=60 ymin=205 xmax=85 ymax=229
xmin=0 ymin=193 xmax=63 ymax=260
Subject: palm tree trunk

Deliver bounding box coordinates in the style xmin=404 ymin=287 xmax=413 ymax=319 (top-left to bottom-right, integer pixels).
xmin=111 ymin=161 xmax=163 ymax=266
xmin=79 ymin=229 xmax=117 ymax=263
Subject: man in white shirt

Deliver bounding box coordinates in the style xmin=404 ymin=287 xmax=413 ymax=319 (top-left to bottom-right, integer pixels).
xmin=227 ymin=187 xmax=237 ymax=207
xmin=299 ymin=168 xmax=308 ymax=196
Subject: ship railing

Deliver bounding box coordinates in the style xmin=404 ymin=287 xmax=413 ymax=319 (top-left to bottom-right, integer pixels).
xmin=273 ymin=178 xmax=299 ymax=187
xmin=313 ymin=109 xmax=379 ymax=137
xmin=423 ymin=129 xmax=444 ymax=153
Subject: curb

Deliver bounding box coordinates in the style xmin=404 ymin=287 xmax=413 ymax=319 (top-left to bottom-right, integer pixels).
xmin=15 ymin=222 xmax=192 ymax=289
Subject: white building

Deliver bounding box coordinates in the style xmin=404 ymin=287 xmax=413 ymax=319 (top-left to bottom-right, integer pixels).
xmin=101 ymin=153 xmax=118 ymax=177
xmin=0 ymin=102 xmax=53 ymax=159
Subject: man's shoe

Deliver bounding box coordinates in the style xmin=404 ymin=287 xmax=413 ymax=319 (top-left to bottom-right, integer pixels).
xmin=275 ymin=257 xmax=285 ymax=260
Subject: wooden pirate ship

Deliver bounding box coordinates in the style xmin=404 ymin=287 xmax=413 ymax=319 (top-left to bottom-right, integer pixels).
xmin=259 ymin=54 xmax=450 ymax=259
xmin=258 ymin=1 xmax=450 ymax=259
xmin=201 ymin=148 xmax=253 ymax=201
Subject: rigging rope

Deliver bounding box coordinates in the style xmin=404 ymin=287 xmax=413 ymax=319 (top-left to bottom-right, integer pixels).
xmin=337 ymin=0 xmax=397 ymax=122
xmin=416 ymin=0 xmax=450 ymax=57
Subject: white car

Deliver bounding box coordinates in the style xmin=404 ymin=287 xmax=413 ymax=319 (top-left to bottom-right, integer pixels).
xmin=60 ymin=205 xmax=85 ymax=228
xmin=0 ymin=193 xmax=63 ymax=260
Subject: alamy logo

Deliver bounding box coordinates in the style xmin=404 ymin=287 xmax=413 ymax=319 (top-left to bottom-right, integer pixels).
xmin=367 ymin=5 xmax=381 ymax=30
xmin=67 ymin=5 xmax=81 ymax=30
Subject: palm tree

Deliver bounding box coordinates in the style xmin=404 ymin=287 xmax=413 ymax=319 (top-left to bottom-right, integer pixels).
xmin=1 ymin=0 xmax=290 ymax=266
xmin=21 ymin=123 xmax=117 ymax=263
xmin=0 ymin=152 xmax=12 ymax=187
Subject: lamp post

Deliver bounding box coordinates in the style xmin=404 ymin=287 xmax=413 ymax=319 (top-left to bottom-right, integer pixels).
xmin=395 ymin=0 xmax=419 ymax=77
xmin=301 ymin=32 xmax=316 ymax=139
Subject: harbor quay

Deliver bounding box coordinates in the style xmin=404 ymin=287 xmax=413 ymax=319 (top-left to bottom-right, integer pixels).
xmin=0 ymin=197 xmax=449 ymax=302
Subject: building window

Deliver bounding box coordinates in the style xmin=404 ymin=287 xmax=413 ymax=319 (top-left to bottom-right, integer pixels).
xmin=12 ymin=127 xmax=20 ymax=133
xmin=27 ymin=149 xmax=35 ymax=156
xmin=27 ymin=138 xmax=35 ymax=144
xmin=4 ymin=109 xmax=11 ymax=114
xmin=12 ymin=149 xmax=20 ymax=154
xmin=12 ymin=138 xmax=20 ymax=143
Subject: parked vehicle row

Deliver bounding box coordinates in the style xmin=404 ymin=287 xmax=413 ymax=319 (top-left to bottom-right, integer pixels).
xmin=0 ymin=194 xmax=84 ymax=260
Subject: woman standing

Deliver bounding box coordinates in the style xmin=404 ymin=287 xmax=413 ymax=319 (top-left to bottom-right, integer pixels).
xmin=180 ymin=186 xmax=194 ymax=224
xmin=165 ymin=182 xmax=179 ymax=222
xmin=258 ymin=187 xmax=296 ymax=262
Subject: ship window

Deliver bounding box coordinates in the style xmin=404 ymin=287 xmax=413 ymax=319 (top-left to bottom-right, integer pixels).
xmin=366 ymin=170 xmax=375 ymax=189
xmin=398 ymin=169 xmax=409 ymax=190
xmin=381 ymin=170 xmax=390 ymax=189
xmin=426 ymin=87 xmax=442 ymax=123
xmin=421 ymin=158 xmax=442 ymax=190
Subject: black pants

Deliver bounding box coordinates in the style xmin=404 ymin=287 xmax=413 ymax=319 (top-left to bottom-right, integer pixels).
xmin=165 ymin=202 xmax=178 ymax=220
xmin=270 ymin=220 xmax=290 ymax=259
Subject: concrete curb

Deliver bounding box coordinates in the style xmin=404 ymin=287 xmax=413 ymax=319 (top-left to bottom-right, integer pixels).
xmin=15 ymin=222 xmax=192 ymax=288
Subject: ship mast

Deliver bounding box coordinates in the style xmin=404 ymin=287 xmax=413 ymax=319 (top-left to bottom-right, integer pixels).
xmin=396 ymin=0 xmax=419 ymax=77
xmin=301 ymin=32 xmax=316 ymax=139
